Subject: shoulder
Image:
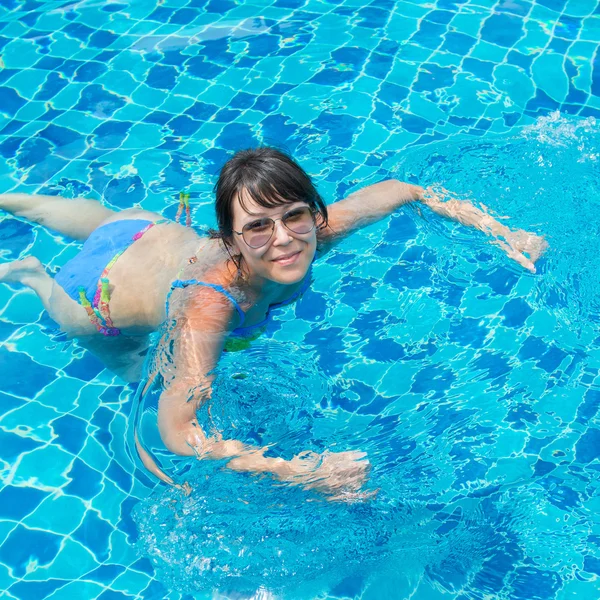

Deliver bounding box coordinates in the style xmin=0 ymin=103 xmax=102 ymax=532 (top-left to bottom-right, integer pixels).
xmin=169 ymin=262 xmax=247 ymax=332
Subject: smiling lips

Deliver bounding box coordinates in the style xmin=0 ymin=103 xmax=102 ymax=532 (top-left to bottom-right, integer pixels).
xmin=271 ymin=250 xmax=301 ymax=266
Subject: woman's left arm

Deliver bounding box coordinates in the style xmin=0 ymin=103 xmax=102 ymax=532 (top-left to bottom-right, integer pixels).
xmin=319 ymin=180 xmax=547 ymax=272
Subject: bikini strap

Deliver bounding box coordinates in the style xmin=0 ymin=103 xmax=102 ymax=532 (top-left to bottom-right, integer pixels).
xmin=175 ymin=192 xmax=192 ymax=227
xmin=168 ymin=279 xmax=245 ymax=326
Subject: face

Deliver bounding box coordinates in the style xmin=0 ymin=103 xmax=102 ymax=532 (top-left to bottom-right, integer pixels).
xmin=230 ymin=189 xmax=317 ymax=286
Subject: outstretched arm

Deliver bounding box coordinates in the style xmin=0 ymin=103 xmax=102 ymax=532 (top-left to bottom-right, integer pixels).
xmin=319 ymin=180 xmax=547 ymax=271
xmin=141 ymin=285 xmax=368 ymax=496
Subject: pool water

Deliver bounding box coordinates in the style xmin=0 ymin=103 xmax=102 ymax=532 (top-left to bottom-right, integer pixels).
xmin=1 ymin=0 xmax=600 ymax=598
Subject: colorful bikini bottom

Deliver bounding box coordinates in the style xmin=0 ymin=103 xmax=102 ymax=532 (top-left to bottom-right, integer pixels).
xmin=56 ymin=219 xmax=163 ymax=336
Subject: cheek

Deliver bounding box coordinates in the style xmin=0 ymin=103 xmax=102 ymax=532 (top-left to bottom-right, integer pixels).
xmin=240 ymin=245 xmax=269 ymax=269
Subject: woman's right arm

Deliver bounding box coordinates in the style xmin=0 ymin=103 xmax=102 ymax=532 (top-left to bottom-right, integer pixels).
xmin=154 ymin=286 xmax=370 ymax=496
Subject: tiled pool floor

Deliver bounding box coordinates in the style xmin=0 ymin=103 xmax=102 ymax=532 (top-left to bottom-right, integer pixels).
xmin=1 ymin=0 xmax=600 ymax=598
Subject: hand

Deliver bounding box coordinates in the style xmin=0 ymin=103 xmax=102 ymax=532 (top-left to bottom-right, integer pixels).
xmin=420 ymin=187 xmax=548 ymax=273
xmin=495 ymin=229 xmax=548 ymax=272
xmin=287 ymin=450 xmax=371 ymax=496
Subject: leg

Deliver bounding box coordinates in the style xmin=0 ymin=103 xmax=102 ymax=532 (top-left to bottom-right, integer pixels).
xmin=0 ymin=193 xmax=115 ymax=241
xmin=0 ymin=256 xmax=54 ymax=298
xmin=0 ymin=257 xmax=94 ymax=335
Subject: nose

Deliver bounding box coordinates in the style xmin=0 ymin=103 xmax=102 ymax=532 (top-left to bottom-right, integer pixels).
xmin=271 ymin=218 xmax=292 ymax=246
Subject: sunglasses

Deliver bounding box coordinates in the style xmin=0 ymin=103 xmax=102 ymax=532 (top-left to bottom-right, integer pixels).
xmin=234 ymin=206 xmax=316 ymax=249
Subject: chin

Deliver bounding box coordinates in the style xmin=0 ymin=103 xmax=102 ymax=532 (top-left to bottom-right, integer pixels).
xmin=271 ymin=269 xmax=306 ymax=285
xmin=268 ymin=253 xmax=313 ymax=285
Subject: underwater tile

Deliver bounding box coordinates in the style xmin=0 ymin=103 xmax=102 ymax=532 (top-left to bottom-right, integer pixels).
xmin=580 ymin=15 xmax=600 ymax=41
xmin=0 ymin=346 xmax=56 ymax=398
xmin=0 ymin=524 xmax=63 ymax=578
xmin=531 ymin=51 xmax=570 ymax=103
xmin=64 ymin=352 xmax=106 ymax=382
xmin=8 ymin=577 xmax=70 ymax=600
xmin=91 ymin=477 xmax=128 ymax=525
xmin=51 ymin=413 xmax=88 ymax=455
xmin=493 ymin=63 xmax=536 ymax=108
xmin=481 ymin=13 xmax=525 ymax=47
xmin=47 ymin=32 xmax=87 ymax=60
xmin=52 ymin=109 xmax=103 ymax=134
xmin=0 ymin=86 xmax=28 ymax=119
xmin=557 ymin=578 xmax=600 ymax=598
xmin=0 ymin=485 xmax=49 ymax=521
xmin=96 ymin=71 xmax=139 ymax=98
xmin=138 ymin=579 xmax=172 ymax=600
xmin=72 ymin=508 xmax=114 ymax=563
xmin=110 ymin=569 xmax=154 ymax=597
xmin=77 ymin=435 xmax=111 ymax=475
xmin=449 ymin=11 xmax=488 ymax=37
xmin=469 ymin=40 xmax=509 ymax=64
xmin=34 ymin=10 xmax=70 ymax=31
xmin=14 ymin=444 xmax=75 ymax=488
xmin=353 ymin=119 xmax=392 ymax=152
xmin=34 ymin=376 xmax=83 ymax=413
xmin=23 ymin=492 xmax=87 ymax=535
xmin=575 ymin=427 xmax=600 ymax=464
xmin=0 ymin=401 xmax=57 ymax=443
xmin=0 ymin=518 xmax=17 ymax=548
xmin=565 ymin=0 xmax=600 ymax=16
xmin=117 ymin=122 xmax=162 ymax=150
xmin=279 ymin=54 xmax=321 ymax=85
xmin=45 ymin=580 xmax=105 ymax=599
xmin=105 ymin=528 xmax=140 ymax=567
xmin=4 ymin=69 xmax=49 ymax=102
xmin=1 ymin=38 xmax=42 ymax=69
xmin=14 ymin=100 xmax=55 ymax=123
xmin=130 ymin=83 xmax=169 ymax=110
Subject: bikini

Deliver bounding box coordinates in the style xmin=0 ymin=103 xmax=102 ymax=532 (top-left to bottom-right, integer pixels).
xmin=166 ymin=273 xmax=312 ymax=338
xmin=55 ymin=219 xmax=166 ymax=336
xmin=56 ymin=217 xmax=312 ymax=339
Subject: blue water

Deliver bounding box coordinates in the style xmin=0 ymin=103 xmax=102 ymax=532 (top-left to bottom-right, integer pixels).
xmin=1 ymin=0 xmax=600 ymax=598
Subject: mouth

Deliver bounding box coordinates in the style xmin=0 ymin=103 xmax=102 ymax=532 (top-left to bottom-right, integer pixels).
xmin=271 ymin=250 xmax=301 ymax=266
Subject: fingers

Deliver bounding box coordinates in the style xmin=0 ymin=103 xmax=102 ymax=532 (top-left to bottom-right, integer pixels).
xmin=505 ymin=231 xmax=549 ymax=265
xmin=493 ymin=239 xmax=536 ymax=272
xmin=175 ymin=481 xmax=193 ymax=496
xmin=527 ymin=237 xmax=549 ymax=262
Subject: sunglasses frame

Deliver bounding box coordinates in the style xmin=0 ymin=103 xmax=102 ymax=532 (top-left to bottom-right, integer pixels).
xmin=233 ymin=206 xmax=317 ymax=249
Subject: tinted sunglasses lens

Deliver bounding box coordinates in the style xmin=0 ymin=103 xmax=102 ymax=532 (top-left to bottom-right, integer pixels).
xmin=283 ymin=207 xmax=315 ymax=234
xmin=242 ymin=220 xmax=274 ymax=248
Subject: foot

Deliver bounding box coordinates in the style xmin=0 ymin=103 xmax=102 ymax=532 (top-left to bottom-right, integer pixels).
xmin=0 ymin=256 xmax=45 ymax=285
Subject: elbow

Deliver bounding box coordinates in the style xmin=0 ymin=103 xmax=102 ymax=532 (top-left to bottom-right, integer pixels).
xmin=158 ymin=418 xmax=201 ymax=457
xmin=162 ymin=432 xmax=196 ymax=457
xmin=390 ymin=180 xmax=423 ymax=203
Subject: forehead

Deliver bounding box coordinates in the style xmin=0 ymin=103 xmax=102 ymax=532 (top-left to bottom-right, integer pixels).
xmin=233 ymin=187 xmax=300 ymax=220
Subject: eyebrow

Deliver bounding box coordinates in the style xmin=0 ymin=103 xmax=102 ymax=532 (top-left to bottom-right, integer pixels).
xmin=240 ymin=202 xmax=307 ymax=221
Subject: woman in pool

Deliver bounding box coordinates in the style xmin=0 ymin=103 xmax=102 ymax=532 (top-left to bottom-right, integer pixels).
xmin=0 ymin=147 xmax=546 ymax=495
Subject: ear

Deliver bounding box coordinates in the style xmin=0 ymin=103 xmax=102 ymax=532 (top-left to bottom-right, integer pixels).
xmin=223 ymin=235 xmax=243 ymax=264
xmin=227 ymin=233 xmax=243 ymax=255
xmin=315 ymin=210 xmax=327 ymax=231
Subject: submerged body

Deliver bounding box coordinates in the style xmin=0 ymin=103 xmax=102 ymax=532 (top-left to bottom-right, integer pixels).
xmin=0 ymin=148 xmax=547 ymax=495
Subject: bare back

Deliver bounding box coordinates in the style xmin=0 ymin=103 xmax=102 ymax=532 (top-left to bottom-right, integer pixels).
xmin=88 ymin=211 xmax=236 ymax=332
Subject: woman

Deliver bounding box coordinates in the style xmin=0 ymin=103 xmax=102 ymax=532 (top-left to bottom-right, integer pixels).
xmin=0 ymin=147 xmax=546 ymax=495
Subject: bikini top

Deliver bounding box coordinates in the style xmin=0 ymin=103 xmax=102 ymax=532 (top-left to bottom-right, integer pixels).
xmin=167 ymin=268 xmax=312 ymax=338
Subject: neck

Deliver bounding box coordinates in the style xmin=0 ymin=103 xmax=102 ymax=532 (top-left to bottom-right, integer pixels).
xmin=245 ymin=270 xmax=284 ymax=296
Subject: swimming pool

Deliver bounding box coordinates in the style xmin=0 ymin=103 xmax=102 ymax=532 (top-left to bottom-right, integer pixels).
xmin=1 ymin=0 xmax=600 ymax=597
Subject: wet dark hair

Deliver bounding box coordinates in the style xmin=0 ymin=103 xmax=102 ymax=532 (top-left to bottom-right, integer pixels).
xmin=211 ymin=147 xmax=328 ymax=245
